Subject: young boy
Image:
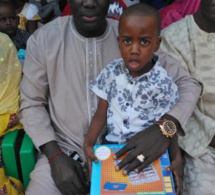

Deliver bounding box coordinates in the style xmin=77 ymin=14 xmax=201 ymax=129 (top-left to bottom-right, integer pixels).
xmin=84 ymin=3 xmax=181 ymax=194
xmin=0 ymin=1 xmax=30 ymax=50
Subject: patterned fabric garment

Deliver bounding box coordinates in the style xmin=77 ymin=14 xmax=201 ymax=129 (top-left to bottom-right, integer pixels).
xmin=160 ymin=15 xmax=215 ymax=195
xmin=11 ymin=29 xmax=30 ymax=50
xmin=0 ymin=33 xmax=23 ymax=136
xmin=7 ymin=114 xmax=18 ymax=128
xmin=90 ymin=58 xmax=179 ymax=142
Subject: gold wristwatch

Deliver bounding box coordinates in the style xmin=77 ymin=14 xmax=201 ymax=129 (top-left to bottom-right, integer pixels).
xmin=155 ymin=119 xmax=177 ymax=138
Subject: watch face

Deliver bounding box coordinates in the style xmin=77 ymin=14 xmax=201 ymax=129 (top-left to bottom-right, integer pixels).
xmin=163 ymin=121 xmax=176 ymax=135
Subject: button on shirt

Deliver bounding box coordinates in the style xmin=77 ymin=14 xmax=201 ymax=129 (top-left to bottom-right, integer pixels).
xmin=90 ymin=58 xmax=179 ymax=142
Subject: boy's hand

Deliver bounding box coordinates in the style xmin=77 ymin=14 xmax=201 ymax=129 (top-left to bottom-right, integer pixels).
xmin=84 ymin=144 xmax=98 ymax=179
xmin=164 ymin=158 xmax=182 ymax=195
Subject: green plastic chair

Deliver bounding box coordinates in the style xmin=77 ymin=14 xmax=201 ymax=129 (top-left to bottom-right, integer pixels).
xmin=2 ymin=130 xmax=36 ymax=190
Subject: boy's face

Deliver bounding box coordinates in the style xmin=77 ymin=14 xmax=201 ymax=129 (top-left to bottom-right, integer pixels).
xmin=69 ymin=0 xmax=111 ymax=37
xmin=0 ymin=5 xmax=18 ymax=37
xmin=118 ymin=15 xmax=161 ymax=77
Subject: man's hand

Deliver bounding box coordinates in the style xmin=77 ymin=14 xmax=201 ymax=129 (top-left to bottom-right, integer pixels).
xmin=40 ymin=141 xmax=89 ymax=195
xmin=164 ymin=159 xmax=181 ymax=195
xmin=166 ymin=134 xmax=182 ymax=195
xmin=114 ymin=124 xmax=170 ymax=175
xmin=50 ymin=153 xmax=90 ymax=195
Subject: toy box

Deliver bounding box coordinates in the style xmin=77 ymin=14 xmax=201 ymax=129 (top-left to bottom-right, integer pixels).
xmin=91 ymin=144 xmax=175 ymax=195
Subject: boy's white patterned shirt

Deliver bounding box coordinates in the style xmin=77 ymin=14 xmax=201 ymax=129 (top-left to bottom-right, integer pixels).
xmin=90 ymin=58 xmax=179 ymax=142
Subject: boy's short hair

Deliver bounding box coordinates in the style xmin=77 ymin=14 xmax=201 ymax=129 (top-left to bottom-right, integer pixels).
xmin=119 ymin=3 xmax=161 ymax=36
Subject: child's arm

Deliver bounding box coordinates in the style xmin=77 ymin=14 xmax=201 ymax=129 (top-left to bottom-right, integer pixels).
xmin=164 ymin=135 xmax=182 ymax=195
xmin=84 ymin=97 xmax=108 ymax=176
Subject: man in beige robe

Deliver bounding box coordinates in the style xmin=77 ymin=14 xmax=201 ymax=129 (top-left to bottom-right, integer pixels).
xmin=160 ymin=0 xmax=215 ymax=194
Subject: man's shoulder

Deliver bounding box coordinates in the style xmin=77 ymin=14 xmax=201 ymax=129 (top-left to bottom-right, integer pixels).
xmin=107 ymin=18 xmax=119 ymax=31
xmin=35 ymin=16 xmax=72 ymax=35
xmin=161 ymin=15 xmax=191 ymax=35
xmin=107 ymin=18 xmax=119 ymax=25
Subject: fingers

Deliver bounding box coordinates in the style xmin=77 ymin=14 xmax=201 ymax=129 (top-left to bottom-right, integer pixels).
xmin=87 ymin=152 xmax=98 ymax=162
xmin=118 ymin=149 xmax=162 ymax=175
xmin=136 ymin=154 xmax=145 ymax=163
xmin=87 ymin=158 xmax=92 ymax=179
xmin=115 ymin=152 xmax=151 ymax=175
xmin=72 ymin=162 xmax=90 ymax=194
xmin=115 ymin=151 xmax=137 ymax=171
xmin=134 ymin=157 xmax=154 ymax=173
xmin=114 ymin=143 xmax=133 ymax=159
xmin=174 ymin=174 xmax=180 ymax=195
xmin=122 ymin=156 xmax=144 ymax=175
xmin=163 ymin=166 xmax=171 ymax=172
xmin=85 ymin=146 xmax=98 ymax=162
xmin=86 ymin=151 xmax=97 ymax=179
xmin=163 ymin=164 xmax=181 ymax=195
xmin=114 ymin=126 xmax=169 ymax=174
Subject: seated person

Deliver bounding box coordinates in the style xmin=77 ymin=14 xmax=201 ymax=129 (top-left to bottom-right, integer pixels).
xmin=29 ymin=0 xmax=61 ymax=24
xmin=0 ymin=32 xmax=23 ymax=137
xmin=84 ymin=4 xmax=181 ymax=193
xmin=0 ymin=1 xmax=30 ymax=50
xmin=160 ymin=0 xmax=215 ymax=194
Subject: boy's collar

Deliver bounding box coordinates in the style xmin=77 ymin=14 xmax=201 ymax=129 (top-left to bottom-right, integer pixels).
xmin=121 ymin=53 xmax=159 ymax=80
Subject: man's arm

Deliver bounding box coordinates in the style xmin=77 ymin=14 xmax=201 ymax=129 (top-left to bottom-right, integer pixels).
xmin=19 ymin=30 xmax=56 ymax=149
xmin=114 ymin=52 xmax=201 ymax=174
xmin=160 ymin=32 xmax=215 ymax=156
xmin=19 ymin=30 xmax=89 ymax=194
xmin=158 ymin=50 xmax=202 ymax=134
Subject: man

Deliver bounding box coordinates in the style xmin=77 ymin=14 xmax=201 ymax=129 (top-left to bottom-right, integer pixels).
xmin=160 ymin=0 xmax=215 ymax=194
xmin=19 ymin=0 xmax=200 ymax=194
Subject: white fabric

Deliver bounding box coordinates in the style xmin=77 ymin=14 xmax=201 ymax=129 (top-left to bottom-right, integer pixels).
xmin=20 ymin=3 xmax=39 ymax=20
xmin=90 ymin=58 xmax=179 ymax=142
